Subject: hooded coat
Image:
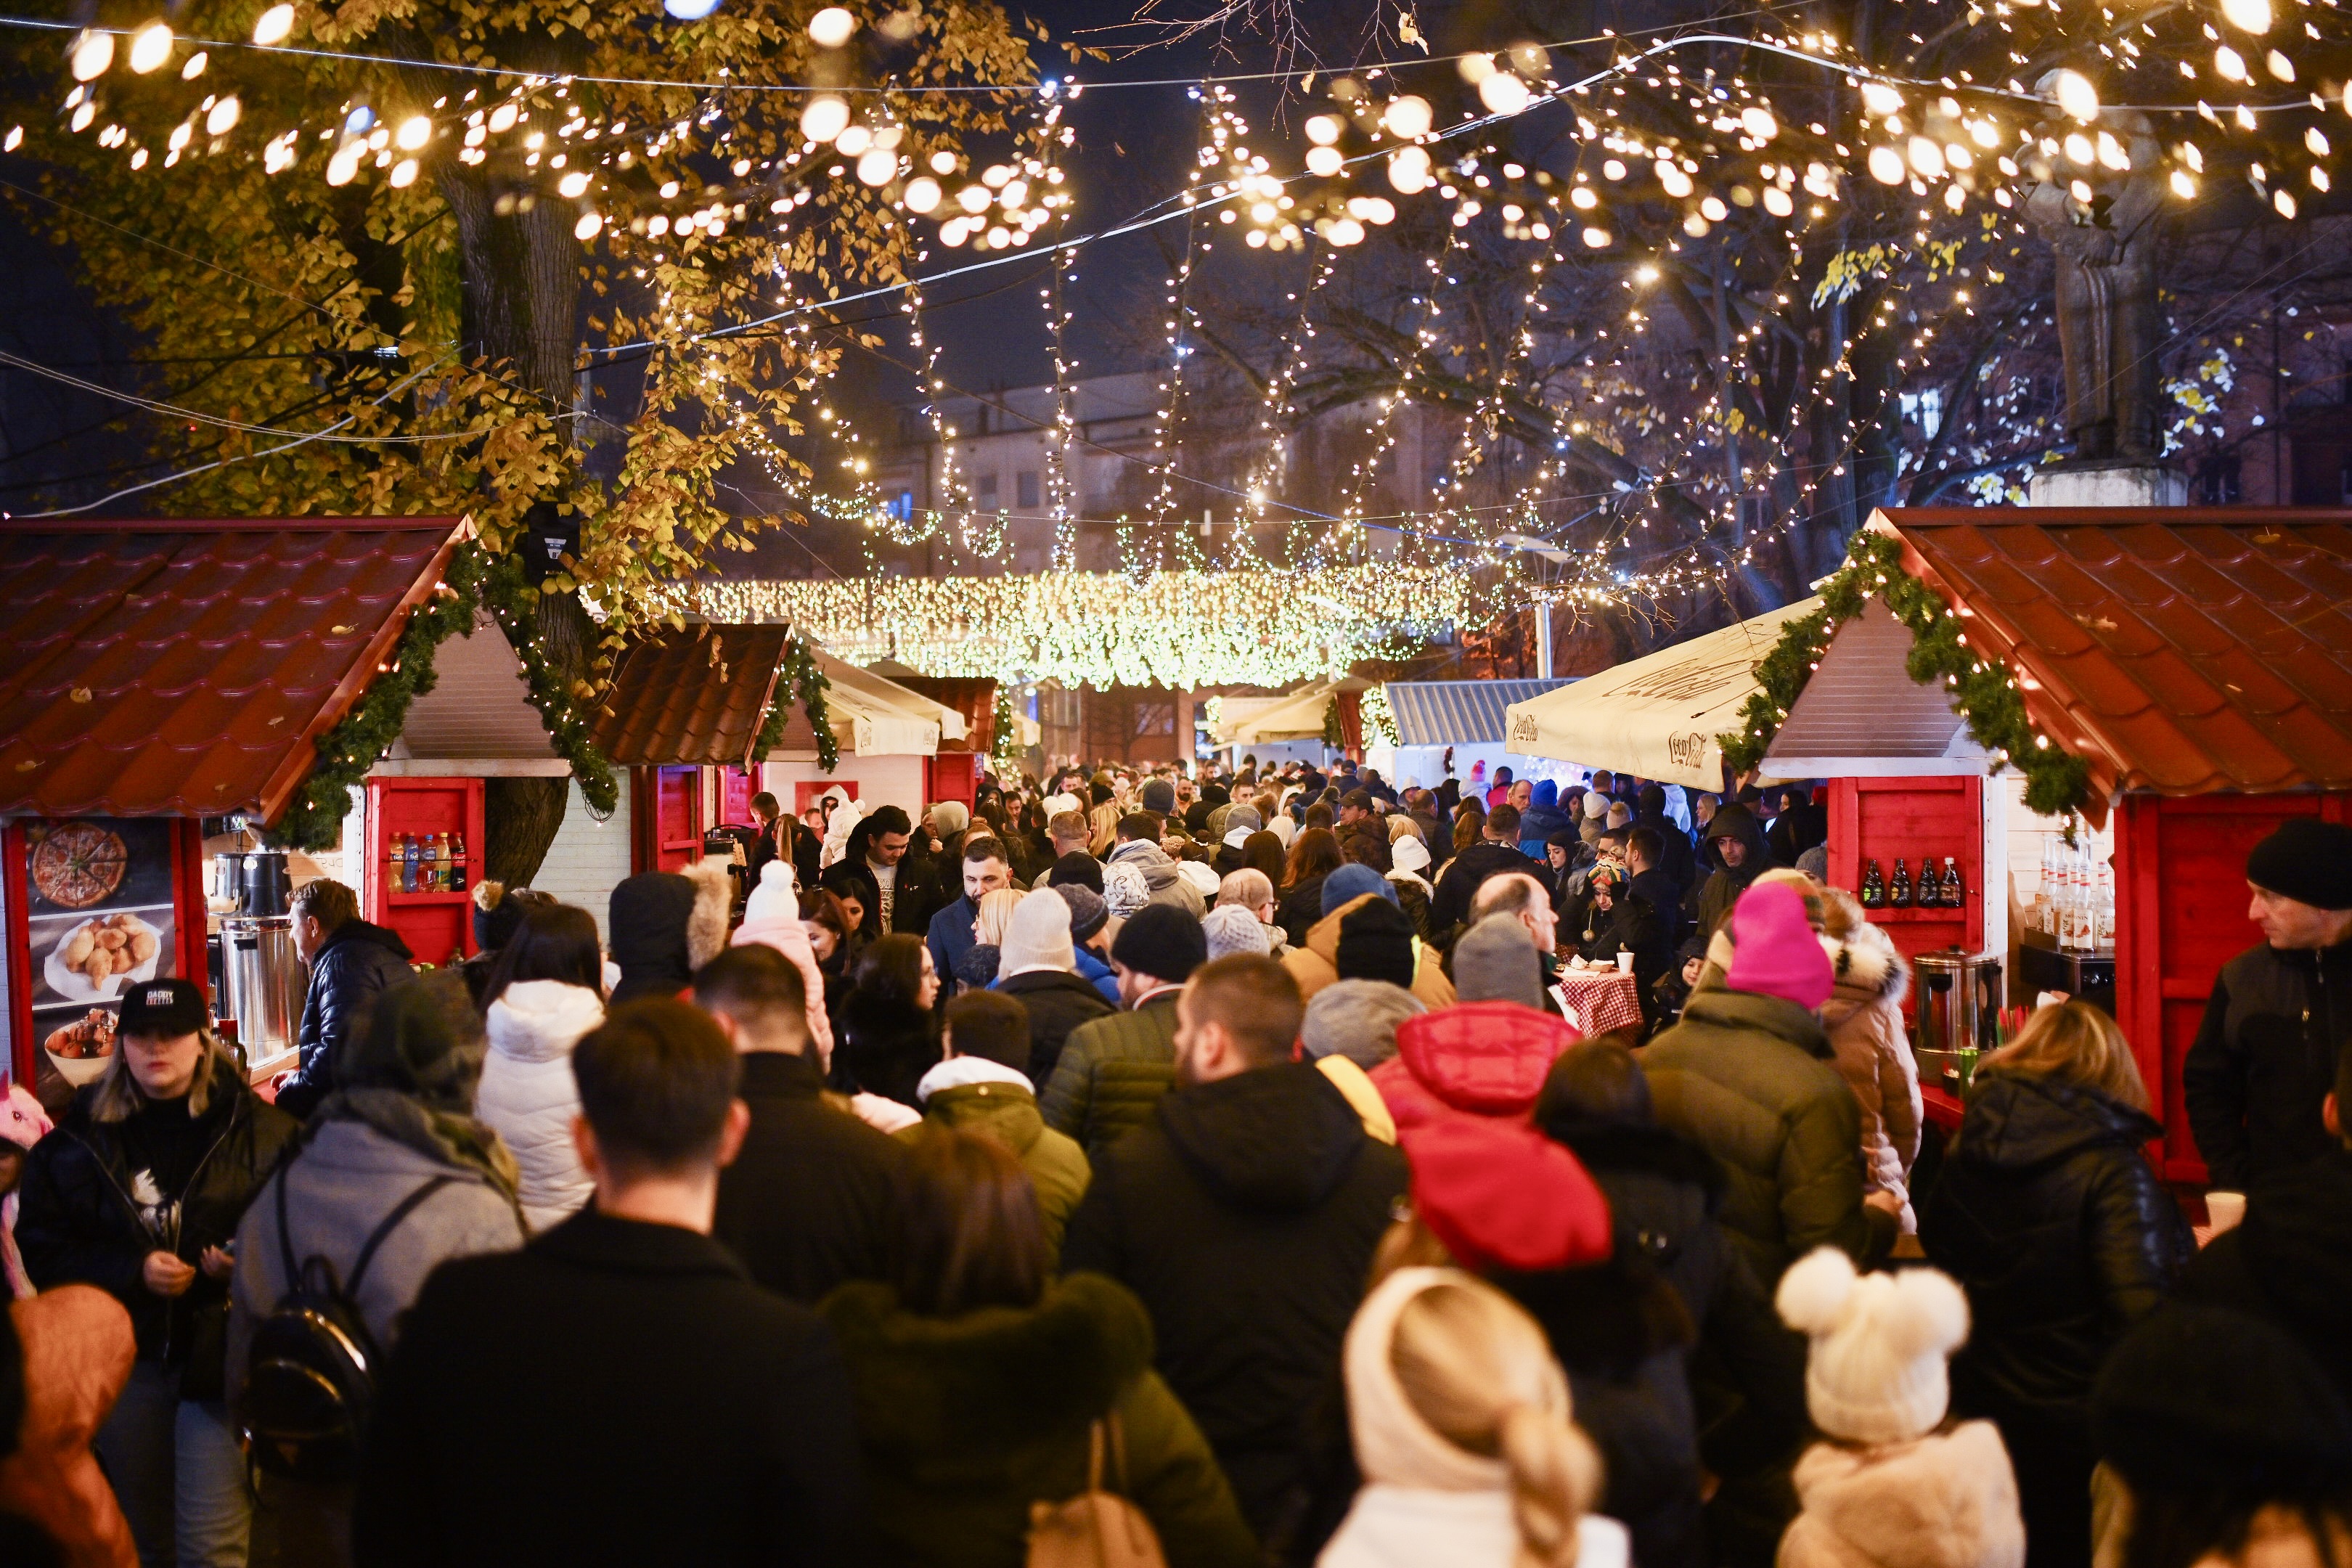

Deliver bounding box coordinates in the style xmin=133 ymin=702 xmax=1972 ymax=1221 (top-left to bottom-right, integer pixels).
xmin=816 ymin=1275 xmax=1258 ymax=1568
xmin=713 ymin=1050 xmax=909 ymax=1305
xmin=1060 ymin=1063 xmax=1408 ymax=1542
xmin=1819 ymin=926 xmax=1922 ymax=1230
xmin=1918 ymin=1071 xmax=2192 ymax=1568
xmin=1369 ymin=1002 xmax=1575 ymax=1137
xmin=1777 ymin=1422 xmax=2025 ymax=1568
xmin=1037 ymin=990 xmax=1183 ymax=1164
xmin=896 ymin=1058 xmax=1090 ymax=1262
xmin=1519 ymin=779 xmax=1575 ymax=846
xmin=1281 ymin=894 xmax=1458 ymax=1013
xmin=2179 ymin=1144 xmax=2352 ymax=1407
xmin=1641 ymin=989 xmax=1895 ymax=1287
xmin=994 ymin=968 xmax=1114 ymax=1088
xmin=477 ymin=980 xmax=606 ymax=1232
xmin=1107 ymin=841 xmax=1205 ymax=918
xmin=1696 ymin=805 xmax=1775 ymax=939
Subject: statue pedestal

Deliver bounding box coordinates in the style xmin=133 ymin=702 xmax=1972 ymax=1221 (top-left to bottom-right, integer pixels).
xmin=2027 ymin=462 xmax=2186 ymax=508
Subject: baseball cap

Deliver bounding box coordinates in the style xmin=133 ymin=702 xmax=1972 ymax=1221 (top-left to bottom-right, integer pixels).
xmin=117 ymin=977 xmax=208 ymax=1039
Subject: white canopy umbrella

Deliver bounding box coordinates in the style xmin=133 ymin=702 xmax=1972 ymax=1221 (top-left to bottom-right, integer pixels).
xmin=1503 ymin=597 xmax=1823 ymax=789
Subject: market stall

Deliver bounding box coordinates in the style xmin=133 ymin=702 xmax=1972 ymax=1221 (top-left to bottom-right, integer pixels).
xmin=1503 ymin=599 xmax=1825 ymax=789
xmin=1376 ymin=677 xmax=1571 ymax=790
xmin=0 ymin=517 xmax=468 ymax=1103
xmin=756 ymin=645 xmax=966 ymax=822
xmin=1752 ymin=507 xmax=2352 ymax=1180
xmin=1214 ymin=677 xmax=1368 ymax=769
xmin=589 ymin=624 xmax=790 ymax=875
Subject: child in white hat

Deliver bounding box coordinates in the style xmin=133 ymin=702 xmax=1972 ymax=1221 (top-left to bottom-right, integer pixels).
xmin=1774 ymin=1249 xmax=2024 ymax=1568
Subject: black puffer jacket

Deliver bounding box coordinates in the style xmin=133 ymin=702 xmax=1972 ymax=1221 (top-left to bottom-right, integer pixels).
xmin=1061 ymin=1061 xmax=1408 ymax=1548
xmin=2179 ymin=1145 xmax=2352 ymax=1407
xmin=833 ymin=992 xmax=939 ymax=1111
xmin=1920 ymin=1071 xmax=2193 ymax=1441
xmin=1427 ymin=839 xmax=1541 ymax=933
xmin=2181 ymin=939 xmax=2352 ymax=1191
xmin=996 ymin=968 xmax=1114 ymax=1087
xmin=280 ymin=918 xmax=414 ymax=1117
xmin=17 ymin=1059 xmax=296 ymax=1395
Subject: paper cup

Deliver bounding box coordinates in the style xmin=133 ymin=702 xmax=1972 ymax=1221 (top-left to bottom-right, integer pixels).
xmin=2205 ymin=1191 xmax=2247 ymax=1235
xmin=1614 ymin=952 xmax=1635 ymax=974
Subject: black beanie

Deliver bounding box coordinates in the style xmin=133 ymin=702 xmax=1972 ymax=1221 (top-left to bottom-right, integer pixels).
xmin=1048 ymin=851 xmax=1104 ymax=893
xmin=2094 ymin=1305 xmax=2352 ymax=1499
xmin=1334 ymin=897 xmax=1417 ymax=989
xmin=1108 ymin=902 xmax=1207 ymax=985
xmin=2245 ymin=818 xmax=2352 ymax=910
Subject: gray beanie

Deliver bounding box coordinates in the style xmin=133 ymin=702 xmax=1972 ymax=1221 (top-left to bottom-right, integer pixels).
xmin=1223 ymin=804 xmax=1263 ymax=836
xmin=1451 ymin=914 xmax=1545 ymax=1010
xmin=1301 ymin=979 xmax=1425 ymax=1069
xmin=1201 ymin=902 xmax=1272 ymax=961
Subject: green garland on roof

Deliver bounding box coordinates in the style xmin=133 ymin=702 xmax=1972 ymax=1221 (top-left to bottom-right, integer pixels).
xmin=267 ymin=544 xmax=486 ymax=852
xmin=477 ymin=552 xmax=621 ymax=820
xmin=1720 ymin=531 xmax=2094 ymax=817
xmin=1322 ymin=693 xmax=1345 ymax=748
xmin=769 ymin=634 xmax=837 ymax=772
xmin=991 ymin=688 xmax=1023 ymax=769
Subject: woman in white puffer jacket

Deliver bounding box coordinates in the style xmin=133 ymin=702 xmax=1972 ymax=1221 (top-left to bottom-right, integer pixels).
xmin=476 ymin=905 xmax=608 ymax=1233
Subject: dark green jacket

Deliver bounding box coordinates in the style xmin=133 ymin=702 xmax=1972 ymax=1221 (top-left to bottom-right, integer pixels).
xmin=1038 ymin=991 xmax=1181 ymax=1163
xmin=898 ymin=1078 xmax=1092 ymax=1263
xmin=818 ymin=1274 xmax=1259 ymax=1568
xmin=1640 ymin=988 xmax=1895 ymax=1286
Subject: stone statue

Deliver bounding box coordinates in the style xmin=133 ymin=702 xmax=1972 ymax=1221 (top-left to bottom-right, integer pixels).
xmin=2021 ymin=105 xmax=2168 ymax=464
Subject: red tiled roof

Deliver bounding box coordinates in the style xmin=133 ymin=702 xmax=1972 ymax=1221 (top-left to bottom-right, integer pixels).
xmin=591 ymin=624 xmax=787 ymax=768
xmin=1874 ymin=507 xmax=2352 ymax=799
xmin=0 ymin=518 xmax=467 ymax=820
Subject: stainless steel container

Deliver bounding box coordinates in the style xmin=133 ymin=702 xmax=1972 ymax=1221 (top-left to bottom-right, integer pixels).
xmin=237 ymin=852 xmax=292 ymax=918
xmin=220 ymin=915 xmax=305 ymax=1061
xmin=1913 ymin=949 xmax=2005 ymax=1055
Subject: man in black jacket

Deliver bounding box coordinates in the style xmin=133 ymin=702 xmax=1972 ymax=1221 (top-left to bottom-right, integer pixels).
xmin=279 ymin=878 xmax=414 ymax=1119
xmin=833 ymin=805 xmax=938 ymax=940
xmin=2181 ymin=1040 xmax=2352 ymax=1406
xmin=1061 ymin=955 xmax=1408 ymax=1551
xmin=697 ymin=947 xmax=907 ymax=1304
xmin=992 ymin=886 xmax=1114 ymax=1085
xmin=1428 ymin=802 xmax=1539 ymax=933
xmin=2184 ymin=818 xmax=2352 ymax=1192
xmin=355 ymin=998 xmax=863 ymax=1567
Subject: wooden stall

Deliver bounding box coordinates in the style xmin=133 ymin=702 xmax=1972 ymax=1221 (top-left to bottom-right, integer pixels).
xmin=589 ymin=624 xmax=790 ymax=876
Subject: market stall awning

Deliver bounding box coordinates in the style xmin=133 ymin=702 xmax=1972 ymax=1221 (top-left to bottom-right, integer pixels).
xmin=0 ymin=517 xmax=467 ymax=820
xmin=1503 ymin=598 xmax=1825 ymax=790
xmin=1230 ymin=678 xmax=1371 ymax=745
xmin=1386 ymin=679 xmax=1572 ymax=748
xmin=1868 ymin=507 xmax=2352 ymax=798
xmin=817 ymin=651 xmax=961 ymax=756
xmin=592 ymin=624 xmax=789 ymax=769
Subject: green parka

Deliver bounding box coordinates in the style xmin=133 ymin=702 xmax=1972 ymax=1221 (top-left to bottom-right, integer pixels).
xmin=897 ymin=1076 xmax=1091 ymax=1264
xmin=1639 ymin=988 xmax=1895 ymax=1287
xmin=1037 ymin=992 xmax=1181 ymax=1162
xmin=818 ymin=1273 xmax=1259 ymax=1568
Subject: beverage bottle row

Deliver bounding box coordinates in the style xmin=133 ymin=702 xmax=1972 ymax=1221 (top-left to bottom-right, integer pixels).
xmin=389 ymin=830 xmax=467 ymax=894
xmin=1858 ymin=854 xmax=1964 ymax=910
xmin=2034 ymin=833 xmax=2113 ymax=950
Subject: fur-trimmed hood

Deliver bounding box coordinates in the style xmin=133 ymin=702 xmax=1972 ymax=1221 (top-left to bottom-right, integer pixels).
xmin=681 ymin=855 xmax=733 ymax=971
xmin=1823 ymin=922 xmax=1909 ymax=1017
xmin=817 ymin=1274 xmax=1152 ymax=1461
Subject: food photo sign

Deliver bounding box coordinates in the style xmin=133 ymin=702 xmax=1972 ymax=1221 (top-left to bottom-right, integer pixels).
xmin=3 ymin=817 xmax=208 ymax=1109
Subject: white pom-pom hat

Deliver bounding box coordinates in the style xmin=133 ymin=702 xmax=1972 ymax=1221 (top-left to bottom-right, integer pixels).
xmin=1776 ymin=1247 xmax=1970 ymax=1445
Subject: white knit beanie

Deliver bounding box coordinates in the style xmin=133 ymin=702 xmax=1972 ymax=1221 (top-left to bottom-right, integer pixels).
xmin=1201 ymin=903 xmax=1271 ymax=960
xmin=1583 ymin=792 xmax=1610 ymax=820
xmin=1776 ymin=1248 xmax=1970 ymax=1445
xmin=1000 ymin=887 xmax=1077 ymax=976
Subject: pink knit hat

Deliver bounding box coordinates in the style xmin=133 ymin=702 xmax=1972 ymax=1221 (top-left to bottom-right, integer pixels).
xmin=1724 ymin=881 xmax=1835 ymax=1010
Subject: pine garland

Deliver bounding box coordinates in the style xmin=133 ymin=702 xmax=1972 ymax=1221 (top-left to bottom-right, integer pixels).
xmin=991 ymin=688 xmax=1023 ymax=768
xmin=267 ymin=545 xmax=486 ymax=851
xmin=1720 ymin=531 xmax=2094 ymax=817
xmin=772 ymin=634 xmax=838 ymax=772
xmin=476 ymin=553 xmax=621 ymax=820
xmin=1322 ymin=693 xmax=1345 ymax=748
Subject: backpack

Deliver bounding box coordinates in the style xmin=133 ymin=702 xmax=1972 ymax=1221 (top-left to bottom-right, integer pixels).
xmin=1026 ymin=1413 xmax=1167 ymax=1568
xmin=239 ymin=1162 xmax=454 ymax=1483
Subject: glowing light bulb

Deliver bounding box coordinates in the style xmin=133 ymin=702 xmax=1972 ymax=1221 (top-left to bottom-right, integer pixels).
xmin=1387 ymin=144 xmax=1432 ymax=193
xmin=1477 ymin=73 xmax=1532 ymax=115
xmin=205 ymin=96 xmax=240 ymax=135
xmin=1860 ymin=81 xmax=1905 ymax=116
xmin=1381 ymin=96 xmax=1432 ymax=138
xmin=663 ymin=0 xmax=721 ymax=18
xmin=1867 ymin=145 xmax=1906 ymax=183
xmin=856 ymin=147 xmax=896 ymax=185
xmin=181 ymin=51 xmax=206 ymax=78
xmin=558 ymin=170 xmax=589 ymax=197
xmin=128 ymin=22 xmax=173 ymax=74
xmin=70 ymin=29 xmax=115 ymax=82
xmin=388 ymin=156 xmax=417 ymax=187
xmin=253 ymin=4 xmax=295 ymax=44
xmin=1740 ymin=106 xmax=1778 ymax=140
xmin=903 ymin=176 xmax=941 ymax=212
xmin=1305 ymin=145 xmax=1343 ymax=176
xmin=574 ymin=211 xmax=603 ymax=240
xmin=487 ymin=102 xmax=518 ymax=133
xmin=2054 ymin=70 xmax=2099 ymax=121
xmin=1305 ymin=114 xmax=1342 ymax=145
xmin=808 ymin=7 xmax=856 ymax=46
xmin=396 ymin=115 xmax=430 ymax=150
xmin=928 ymin=150 xmax=956 ymax=174
xmin=799 ymin=94 xmax=849 ymax=144
xmin=2221 ymin=0 xmax=2271 ymax=32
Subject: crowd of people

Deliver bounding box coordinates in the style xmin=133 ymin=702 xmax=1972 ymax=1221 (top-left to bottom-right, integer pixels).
xmin=1 ymin=753 xmax=2348 ymax=1568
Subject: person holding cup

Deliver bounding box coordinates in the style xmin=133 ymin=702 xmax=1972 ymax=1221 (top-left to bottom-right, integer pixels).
xmin=1919 ymin=1000 xmax=2194 ymax=1568
xmin=1573 ymin=864 xmax=1670 ymax=1024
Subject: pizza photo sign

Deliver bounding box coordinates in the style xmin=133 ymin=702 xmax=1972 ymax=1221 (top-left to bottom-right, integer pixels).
xmin=16 ymin=817 xmax=180 ymax=1104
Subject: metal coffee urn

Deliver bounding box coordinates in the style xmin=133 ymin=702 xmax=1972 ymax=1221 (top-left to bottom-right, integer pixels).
xmin=1913 ymin=949 xmax=2005 ymax=1055
xmin=218 ymin=850 xmax=305 ymax=1063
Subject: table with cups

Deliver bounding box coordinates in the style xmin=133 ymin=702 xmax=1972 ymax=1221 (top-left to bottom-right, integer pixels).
xmin=1551 ymin=955 xmax=1646 ymax=1038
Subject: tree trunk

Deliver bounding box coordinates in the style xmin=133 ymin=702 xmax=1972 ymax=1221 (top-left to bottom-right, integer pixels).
xmin=486 ymin=776 xmax=571 ymax=890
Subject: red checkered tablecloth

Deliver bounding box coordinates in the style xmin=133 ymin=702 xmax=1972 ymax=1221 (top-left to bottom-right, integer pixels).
xmin=1552 ymin=968 xmax=1645 ymax=1037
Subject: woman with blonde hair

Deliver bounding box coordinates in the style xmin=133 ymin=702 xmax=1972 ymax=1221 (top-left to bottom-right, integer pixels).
xmin=957 ymin=886 xmax=1024 ymax=990
xmin=1320 ymin=1267 xmax=1628 ymax=1568
xmin=1920 ymin=1002 xmax=2194 ymax=1568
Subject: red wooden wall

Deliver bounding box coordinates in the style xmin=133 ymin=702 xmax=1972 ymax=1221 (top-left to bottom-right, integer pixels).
xmin=630 ymin=764 xmax=705 ymax=874
xmin=1824 ymin=775 xmax=1986 ymax=1021
xmin=2114 ymin=791 xmax=2352 ymax=1185
xmin=925 ymin=754 xmax=981 ymax=812
xmin=364 ymin=777 xmax=486 ymax=968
